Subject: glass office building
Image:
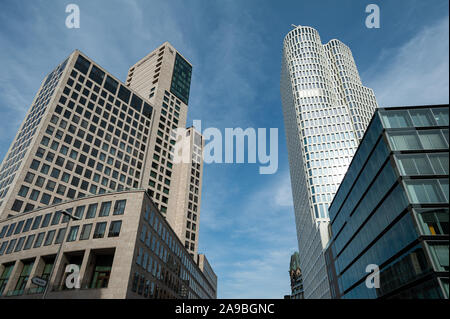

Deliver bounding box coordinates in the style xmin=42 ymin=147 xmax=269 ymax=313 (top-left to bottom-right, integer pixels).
xmin=281 ymin=25 xmax=378 ymax=298
xmin=325 ymin=104 xmax=449 ymax=299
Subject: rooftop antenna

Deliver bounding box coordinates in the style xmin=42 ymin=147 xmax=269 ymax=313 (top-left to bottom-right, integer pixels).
xmin=291 ymin=24 xmax=298 ymax=28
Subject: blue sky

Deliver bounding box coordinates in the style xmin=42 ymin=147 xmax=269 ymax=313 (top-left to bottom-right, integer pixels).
xmin=0 ymin=0 xmax=448 ymax=298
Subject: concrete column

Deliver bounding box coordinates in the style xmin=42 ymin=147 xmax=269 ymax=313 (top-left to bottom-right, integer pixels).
xmin=49 ymin=249 xmax=69 ymax=292
xmin=79 ymin=248 xmax=91 ymax=289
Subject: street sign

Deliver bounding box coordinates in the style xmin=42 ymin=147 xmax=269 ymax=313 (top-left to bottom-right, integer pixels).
xmin=32 ymin=276 xmax=47 ymax=287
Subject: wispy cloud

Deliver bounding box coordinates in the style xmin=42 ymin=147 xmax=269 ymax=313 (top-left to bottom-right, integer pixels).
xmin=364 ymin=15 xmax=449 ymax=107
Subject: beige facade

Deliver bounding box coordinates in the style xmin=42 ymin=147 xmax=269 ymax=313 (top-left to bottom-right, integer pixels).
xmin=169 ymin=127 xmax=204 ymax=257
xmin=126 ymin=43 xmax=204 ymax=258
xmin=0 ymin=43 xmax=214 ymax=298
xmin=0 ymin=190 xmax=216 ymax=299
xmin=0 ymin=42 xmax=205 ymax=259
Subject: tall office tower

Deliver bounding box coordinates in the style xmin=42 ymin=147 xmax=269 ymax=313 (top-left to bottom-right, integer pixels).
xmin=125 ymin=43 xmax=202 ymax=258
xmin=0 ymin=51 xmax=154 ymax=219
xmin=280 ymin=25 xmax=378 ymax=298
xmin=169 ymin=127 xmax=204 ymax=257
xmin=0 ymin=46 xmax=217 ymax=299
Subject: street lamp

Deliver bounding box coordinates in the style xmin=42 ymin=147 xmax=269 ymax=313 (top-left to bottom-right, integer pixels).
xmin=42 ymin=210 xmax=80 ymax=299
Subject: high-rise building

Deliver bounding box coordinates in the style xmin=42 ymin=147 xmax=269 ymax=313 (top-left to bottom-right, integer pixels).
xmin=125 ymin=43 xmax=202 ymax=258
xmin=280 ymin=25 xmax=378 ymax=298
xmin=0 ymin=43 xmax=215 ymax=298
xmin=0 ymin=42 xmax=203 ymax=259
xmin=325 ymin=104 xmax=449 ymax=299
xmin=289 ymin=252 xmax=304 ymax=299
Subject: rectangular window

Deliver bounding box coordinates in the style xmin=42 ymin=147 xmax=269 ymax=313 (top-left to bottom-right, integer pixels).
xmin=42 ymin=213 xmax=52 ymax=227
xmin=405 ymin=179 xmax=448 ymax=204
xmin=409 ymin=109 xmax=436 ymax=127
xmin=33 ymin=232 xmax=45 ymax=248
xmin=415 ymin=208 xmax=449 ymax=236
xmin=44 ymin=230 xmax=56 ymax=246
xmin=51 ymin=211 xmax=62 ymax=225
xmin=99 ymin=201 xmax=111 ymax=217
xmin=67 ymin=226 xmax=79 ymax=242
xmin=74 ymin=206 xmax=85 ymax=219
xmin=395 ymin=154 xmax=434 ymax=176
xmin=418 ymin=130 xmax=448 ymax=150
xmin=0 ymin=242 xmax=9 ymax=255
xmin=14 ymin=261 xmax=34 ymax=294
xmin=14 ymin=237 xmax=26 ymax=252
xmin=0 ymin=264 xmax=14 ymax=294
xmin=80 ymin=224 xmax=93 ymax=240
xmin=86 ymin=203 xmax=98 ymax=219
xmin=5 ymin=239 xmax=16 ymax=254
xmin=74 ymin=54 xmax=91 ymax=74
xmin=31 ymin=216 xmax=42 ymax=230
xmin=388 ymin=131 xmax=421 ymax=150
xmin=427 ymin=242 xmax=449 ymax=272
xmin=55 ymin=228 xmax=67 ymax=244
xmin=428 ymin=153 xmax=449 ymax=175
xmin=23 ymin=218 xmax=33 ymax=232
xmin=24 ymin=234 xmax=35 ymax=250
xmin=113 ymin=199 xmax=126 ymax=215
xmin=108 ymin=221 xmax=122 ymax=237
xmin=93 ymin=222 xmax=107 ymax=239
xmin=89 ymin=255 xmax=113 ymax=289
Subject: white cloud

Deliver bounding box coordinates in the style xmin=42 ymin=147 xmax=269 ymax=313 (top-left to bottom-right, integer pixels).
xmin=220 ymin=249 xmax=296 ymax=299
xmin=365 ymin=16 xmax=449 ymax=107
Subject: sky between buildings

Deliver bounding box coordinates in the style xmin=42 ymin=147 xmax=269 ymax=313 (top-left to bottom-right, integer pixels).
xmin=0 ymin=0 xmax=448 ymax=298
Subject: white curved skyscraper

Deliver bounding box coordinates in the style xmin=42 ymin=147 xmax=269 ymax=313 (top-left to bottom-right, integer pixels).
xmin=280 ymin=25 xmax=378 ymax=298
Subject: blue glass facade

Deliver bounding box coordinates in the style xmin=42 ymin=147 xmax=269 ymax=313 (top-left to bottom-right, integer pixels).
xmin=325 ymin=105 xmax=449 ymax=299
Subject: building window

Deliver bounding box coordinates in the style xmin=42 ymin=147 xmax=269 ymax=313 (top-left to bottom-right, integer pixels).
xmin=18 ymin=186 xmax=30 ymax=197
xmin=418 ymin=130 xmax=448 ymax=150
xmin=427 ymin=242 xmax=450 ymax=272
xmin=14 ymin=261 xmax=34 ymax=295
xmin=14 ymin=237 xmax=26 ymax=252
xmin=99 ymin=201 xmax=111 ymax=217
xmin=86 ymin=203 xmax=98 ymax=219
xmin=55 ymin=228 xmax=67 ymax=244
xmin=67 ymin=226 xmax=80 ymax=242
xmin=42 ymin=213 xmax=52 ymax=227
xmin=33 ymin=232 xmax=45 ymax=248
xmin=415 ymin=208 xmax=449 ymax=236
xmin=108 ymin=221 xmax=122 ymax=237
xmin=89 ymin=254 xmax=114 ymax=289
xmin=23 ymin=235 xmax=35 ymax=250
xmin=6 ymin=239 xmax=17 ymax=254
xmin=35 ymin=260 xmax=54 ymax=293
xmin=11 ymin=200 xmax=23 ymax=212
xmin=0 ymin=264 xmax=14 ymax=295
xmin=113 ymin=199 xmax=126 ymax=215
xmin=80 ymin=224 xmax=93 ymax=240
xmin=74 ymin=206 xmax=85 ymax=219
xmin=387 ymin=131 xmax=421 ymax=150
xmin=93 ymin=222 xmax=107 ymax=239
xmin=51 ymin=211 xmax=62 ymax=225
xmin=395 ymin=154 xmax=434 ymax=176
xmin=405 ymin=179 xmax=448 ymax=204
xmin=44 ymin=230 xmax=56 ymax=246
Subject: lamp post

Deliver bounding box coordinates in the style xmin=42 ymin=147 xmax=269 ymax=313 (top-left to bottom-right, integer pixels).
xmin=42 ymin=210 xmax=80 ymax=299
